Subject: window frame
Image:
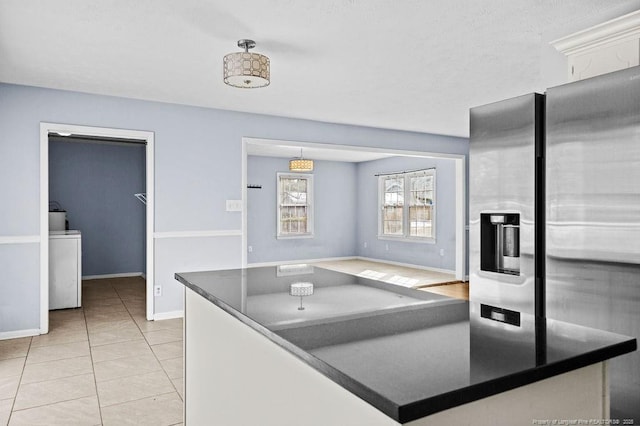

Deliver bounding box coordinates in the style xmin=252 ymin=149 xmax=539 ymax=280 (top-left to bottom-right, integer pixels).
xmin=276 ymin=172 xmax=314 ymax=239
xmin=378 ymin=169 xmax=436 ymax=243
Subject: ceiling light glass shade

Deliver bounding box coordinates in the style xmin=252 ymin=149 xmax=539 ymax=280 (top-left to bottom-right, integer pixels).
xmin=289 ymin=158 xmax=314 ymax=172
xmin=223 ymin=51 xmax=270 ymax=88
xmin=290 ymin=282 xmax=314 ymax=297
xmin=290 ymin=282 xmax=313 ymax=311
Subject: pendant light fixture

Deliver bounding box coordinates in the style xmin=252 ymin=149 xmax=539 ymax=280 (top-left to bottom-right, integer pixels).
xmin=289 ymin=148 xmax=314 ymax=172
xmin=223 ymin=39 xmax=270 ymax=88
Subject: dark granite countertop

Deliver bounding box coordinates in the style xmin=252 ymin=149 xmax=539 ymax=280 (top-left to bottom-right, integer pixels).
xmin=175 ymin=265 xmax=636 ymax=424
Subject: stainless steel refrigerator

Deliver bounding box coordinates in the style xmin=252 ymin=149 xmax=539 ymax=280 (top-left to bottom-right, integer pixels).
xmin=470 ymin=65 xmax=640 ymax=419
xmin=545 ymin=66 xmax=640 ymax=420
xmin=469 ymin=93 xmax=545 ymax=317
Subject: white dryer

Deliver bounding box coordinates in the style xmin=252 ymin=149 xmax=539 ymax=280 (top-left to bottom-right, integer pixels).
xmin=49 ymin=230 xmax=82 ymax=309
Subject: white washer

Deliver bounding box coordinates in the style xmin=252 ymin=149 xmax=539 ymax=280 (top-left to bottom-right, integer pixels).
xmin=49 ymin=230 xmax=82 ymax=310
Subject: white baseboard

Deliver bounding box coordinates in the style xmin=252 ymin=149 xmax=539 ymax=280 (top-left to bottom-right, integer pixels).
xmin=247 ymin=256 xmax=357 ymax=268
xmin=0 ymin=328 xmax=41 ymax=341
xmin=247 ymin=256 xmax=457 ymax=276
xmin=355 ymin=256 xmax=456 ymax=275
xmin=154 ymin=310 xmax=184 ymax=321
xmin=141 ymin=272 xmax=147 ymax=280
xmin=82 ymin=272 xmax=144 ymax=280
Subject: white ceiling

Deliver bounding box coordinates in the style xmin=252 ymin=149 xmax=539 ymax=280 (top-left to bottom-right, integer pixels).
xmin=1 ymin=1 xmax=638 ymax=138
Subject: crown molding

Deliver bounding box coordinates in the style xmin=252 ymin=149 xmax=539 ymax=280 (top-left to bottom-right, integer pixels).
xmin=551 ymin=10 xmax=640 ymax=56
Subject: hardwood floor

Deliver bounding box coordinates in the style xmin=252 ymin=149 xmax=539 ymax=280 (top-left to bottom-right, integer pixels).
xmin=419 ymin=282 xmax=469 ymax=300
xmin=312 ymin=258 xmax=468 ymax=300
xmin=312 ymin=259 xmax=457 ymax=287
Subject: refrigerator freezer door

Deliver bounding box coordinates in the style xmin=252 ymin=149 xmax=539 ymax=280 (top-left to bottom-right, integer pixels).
xmin=469 ymin=93 xmax=543 ymax=315
xmin=546 ymin=66 xmax=640 ymax=420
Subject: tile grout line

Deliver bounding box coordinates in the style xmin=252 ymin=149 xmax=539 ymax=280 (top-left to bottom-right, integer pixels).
xmin=98 ymin=390 xmax=177 ymax=410
xmin=17 ymin=354 xmax=91 ymax=385
xmin=10 ymin=387 xmax=97 ymax=414
xmin=116 ymin=277 xmax=184 ymax=419
xmin=124 ymin=280 xmax=184 ymax=403
xmin=23 ymin=336 xmax=89 ymax=363
xmin=6 ymin=336 xmax=32 ymax=425
xmin=6 ymin=277 xmax=182 ymax=424
xmin=84 ymin=279 xmax=115 ymax=426
xmin=114 ymin=276 xmax=184 ymax=411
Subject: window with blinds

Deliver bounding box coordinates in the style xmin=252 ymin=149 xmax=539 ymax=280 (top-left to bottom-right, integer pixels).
xmin=379 ymin=169 xmax=435 ymax=241
xmin=381 ymin=175 xmax=404 ymax=235
xmin=277 ymin=173 xmax=314 ymax=238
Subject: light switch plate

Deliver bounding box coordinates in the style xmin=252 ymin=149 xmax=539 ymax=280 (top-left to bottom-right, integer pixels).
xmin=226 ymin=200 xmax=243 ymax=212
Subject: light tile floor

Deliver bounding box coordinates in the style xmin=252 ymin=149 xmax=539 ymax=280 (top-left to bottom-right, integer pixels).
xmin=0 ymin=277 xmax=183 ymax=426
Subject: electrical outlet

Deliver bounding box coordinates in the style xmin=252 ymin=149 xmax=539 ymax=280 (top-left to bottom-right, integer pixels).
xmin=439 ymin=248 xmax=445 ymax=257
xmin=226 ymin=200 xmax=242 ymax=212
xmin=154 ymin=285 xmax=162 ymax=297
xmin=385 ymin=244 xmax=389 ymax=251
xmin=248 ymin=245 xmax=253 ymax=253
xmin=363 ymin=242 xmax=367 ymax=249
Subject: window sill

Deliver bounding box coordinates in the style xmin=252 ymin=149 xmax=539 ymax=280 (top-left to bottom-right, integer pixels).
xmin=377 ymin=235 xmax=436 ymax=244
xmin=277 ymin=234 xmax=315 ymax=240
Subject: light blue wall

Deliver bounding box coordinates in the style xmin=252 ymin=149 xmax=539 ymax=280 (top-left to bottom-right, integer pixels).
xmin=0 ymin=244 xmax=40 ymax=333
xmin=247 ymin=156 xmax=357 ymax=263
xmin=356 ymin=156 xmax=457 ymax=270
xmin=247 ymin=155 xmax=458 ymax=271
xmin=49 ymin=139 xmax=146 ymax=276
xmin=0 ymin=82 xmax=467 ymax=334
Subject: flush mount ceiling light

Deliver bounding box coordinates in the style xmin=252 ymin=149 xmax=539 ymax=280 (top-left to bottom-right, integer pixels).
xmin=289 ymin=148 xmax=314 ymax=172
xmin=223 ymin=39 xmax=270 ymax=88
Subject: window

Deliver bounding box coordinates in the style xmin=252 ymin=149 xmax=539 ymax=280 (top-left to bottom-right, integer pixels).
xmin=381 ymin=175 xmax=404 ymax=236
xmin=277 ymin=173 xmax=313 ymax=238
xmin=379 ymin=169 xmax=435 ymax=241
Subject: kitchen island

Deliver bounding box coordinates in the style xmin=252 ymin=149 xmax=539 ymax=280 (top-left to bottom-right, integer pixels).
xmin=175 ymin=266 xmax=636 ymax=425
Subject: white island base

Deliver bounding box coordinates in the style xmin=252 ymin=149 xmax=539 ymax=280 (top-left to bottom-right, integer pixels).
xmin=184 ymin=288 xmax=609 ymax=426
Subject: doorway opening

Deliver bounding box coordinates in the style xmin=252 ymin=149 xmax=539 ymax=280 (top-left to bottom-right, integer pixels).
xmin=40 ymin=123 xmax=155 ymax=334
xmin=241 ymin=137 xmax=466 ymax=282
